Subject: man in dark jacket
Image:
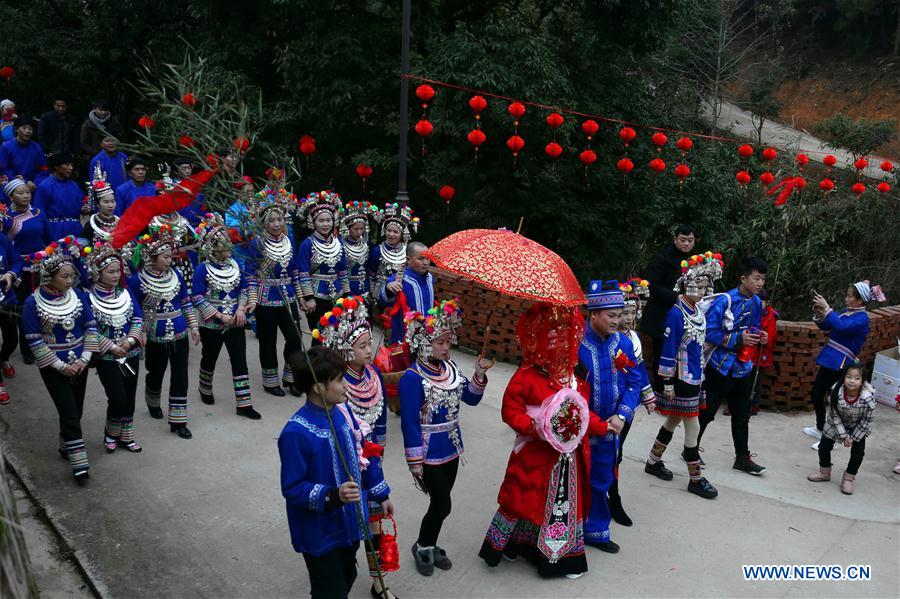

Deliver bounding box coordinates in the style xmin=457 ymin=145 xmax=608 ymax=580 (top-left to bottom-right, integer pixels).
xmin=37 ymin=98 xmax=80 ymax=157
xmin=80 ymin=98 xmax=122 ymax=159
xmin=639 ymin=224 xmax=696 ymax=375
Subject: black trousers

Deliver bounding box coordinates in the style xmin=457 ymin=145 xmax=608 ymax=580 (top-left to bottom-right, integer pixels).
xmin=39 ymin=366 xmax=89 ymax=441
xmin=95 ymin=356 xmax=140 ymax=421
xmin=418 ymin=457 xmax=460 ymax=547
xmin=255 ymin=304 xmax=303 ymax=384
xmin=811 ymin=366 xmax=842 ymax=432
xmin=145 ymin=337 xmax=190 ymax=424
xmin=0 ymin=308 xmax=18 ymax=369
xmin=698 ymin=366 xmax=754 ymax=457
xmin=608 ymin=419 xmax=632 ymax=501
xmin=199 ymin=327 xmax=249 ymax=377
xmin=305 ymin=298 xmax=334 ymax=346
xmin=819 ymin=436 xmax=866 ymax=475
xmin=302 ymin=542 xmax=360 ymax=599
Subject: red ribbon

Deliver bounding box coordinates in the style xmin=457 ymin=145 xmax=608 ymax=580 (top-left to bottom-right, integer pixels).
xmin=379 ymin=290 xmax=410 ymax=329
xmin=362 ymin=441 xmax=384 ymax=459
xmin=766 ymin=176 xmax=804 ymax=207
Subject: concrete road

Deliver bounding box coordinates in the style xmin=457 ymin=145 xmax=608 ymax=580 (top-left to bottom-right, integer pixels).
xmin=701 ymin=98 xmax=898 ymax=180
xmin=1 ymin=333 xmax=898 ymax=598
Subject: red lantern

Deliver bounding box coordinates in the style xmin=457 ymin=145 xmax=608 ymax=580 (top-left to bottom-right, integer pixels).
xmin=508 ymin=102 xmax=526 ymax=120
xmin=854 ymin=157 xmax=868 ymax=171
xmin=851 ymin=182 xmax=866 ymax=196
xmin=581 ymin=119 xmax=600 ymax=139
xmin=616 ymin=157 xmax=634 ymax=173
xmin=676 ymin=137 xmax=693 ymax=153
xmin=674 ymin=164 xmax=691 ymax=180
xmin=138 ymin=115 xmax=156 ymax=130
xmin=619 ymin=127 xmax=637 ymax=146
xmin=507 ymin=135 xmax=525 ymax=153
xmin=299 ymin=135 xmax=316 ymax=162
xmin=651 ymin=132 xmax=668 ymax=149
xmin=880 ymin=160 xmax=894 ymax=173
xmin=378 ymin=517 xmax=401 ymax=573
xmin=736 ymin=170 xmax=752 ymax=186
xmin=823 ymin=154 xmax=837 ymax=167
xmin=0 ymin=66 xmax=14 ymax=80
xmin=181 ymin=92 xmax=197 ymax=107
xmin=544 ymin=142 xmax=563 ymax=158
xmin=795 ymin=153 xmax=809 ymax=167
xmin=819 ymin=178 xmax=835 ymax=192
xmin=469 ymin=95 xmax=487 ymax=114
xmin=580 ymin=149 xmax=597 ymax=165
xmin=438 ymin=185 xmax=455 ymax=202
xmin=415 ymin=84 xmax=435 ymax=103
xmin=760 ymin=171 xmax=775 ymax=186
xmin=233 ymin=136 xmax=250 ymax=152
xmin=762 ymin=147 xmax=777 ymax=161
xmin=546 ymin=113 xmax=564 ymax=130
xmin=414 ymin=119 xmax=433 ymax=137
xmin=355 ymin=164 xmax=373 ymax=180
xmin=795 ymin=177 xmax=806 ymax=189
xmin=467 ymin=129 xmax=486 ymax=147
xmin=649 ymin=158 xmax=666 ymax=173
xmin=178 ymin=135 xmax=195 ymax=148
xmin=738 ymin=144 xmax=753 ymax=158
xmin=877 ymin=181 xmax=891 ymax=193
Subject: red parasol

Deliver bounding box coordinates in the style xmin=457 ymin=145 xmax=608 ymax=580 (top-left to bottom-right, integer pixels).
xmin=423 ymin=228 xmax=585 ymax=306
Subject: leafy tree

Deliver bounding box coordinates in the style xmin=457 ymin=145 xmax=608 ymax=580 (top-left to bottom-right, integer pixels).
xmin=814 ymin=113 xmax=898 ymax=158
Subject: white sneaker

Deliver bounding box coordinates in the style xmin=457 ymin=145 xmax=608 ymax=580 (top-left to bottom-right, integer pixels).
xmin=803 ymin=426 xmax=823 ymax=439
xmin=565 ymin=572 xmax=585 ymax=579
xmin=811 ymin=440 xmax=820 ymax=450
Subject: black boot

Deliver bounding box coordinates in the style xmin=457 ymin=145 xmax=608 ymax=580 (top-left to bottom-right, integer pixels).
xmin=200 ymin=391 xmax=215 ymax=405
xmin=644 ymin=460 xmax=673 ymax=481
xmin=687 ymin=477 xmax=718 ymax=499
xmin=170 ymin=423 xmax=193 ymax=439
xmin=607 ymin=481 xmax=633 ymax=526
xmin=148 ymin=406 xmax=164 ymax=419
xmin=283 ymin=381 xmax=301 ymax=397
xmin=264 ymin=385 xmax=286 ymax=397
xmin=236 ymin=406 xmax=262 ymax=420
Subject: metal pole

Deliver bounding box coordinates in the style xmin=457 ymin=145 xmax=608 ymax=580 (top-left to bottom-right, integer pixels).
xmin=396 ymin=0 xmax=411 ymax=207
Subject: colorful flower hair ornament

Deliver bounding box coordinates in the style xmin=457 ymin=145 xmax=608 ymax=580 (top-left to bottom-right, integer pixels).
xmin=374 ymin=202 xmax=419 ymax=242
xmin=675 ymin=250 xmax=724 ymax=296
xmin=88 ymin=162 xmax=115 ymax=207
xmin=404 ymin=298 xmax=462 ymax=359
xmin=299 ymin=190 xmax=342 ymax=230
xmin=27 ymin=235 xmax=83 ymax=285
xmin=85 ymin=241 xmax=125 ymax=284
xmin=134 ymin=224 xmax=176 ymax=269
xmin=311 ymin=295 xmax=370 ymax=360
xmin=339 ymin=200 xmax=379 ymax=239
xmin=252 ymin=186 xmax=298 ymax=228
xmin=195 ymin=213 xmax=233 ymax=259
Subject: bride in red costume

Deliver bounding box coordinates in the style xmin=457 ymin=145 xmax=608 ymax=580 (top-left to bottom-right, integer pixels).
xmin=479 ymin=303 xmax=617 ymax=579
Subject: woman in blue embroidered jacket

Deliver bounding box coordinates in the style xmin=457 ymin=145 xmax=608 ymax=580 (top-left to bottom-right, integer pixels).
xmin=192 ymin=213 xmax=259 ymax=420
xmin=339 ymin=201 xmax=377 ymax=300
xmin=399 ymin=298 xmax=492 ymax=577
xmin=366 ymin=203 xmax=418 ymax=303
xmin=0 ymin=220 xmax=23 ymax=404
xmin=87 ymin=242 xmax=144 ymax=453
xmin=128 ymin=225 xmax=199 ymax=439
xmin=803 ymin=281 xmax=884 ymax=446
xmin=279 ymin=347 xmax=393 ymax=599
xmin=314 ymin=295 xmax=396 ymax=599
xmin=3 ymin=178 xmax=52 ymax=367
xmin=296 ymin=190 xmax=349 ymax=338
xmin=21 ymin=239 xmax=98 ymax=483
xmin=243 ymin=192 xmax=303 ymax=397
xmin=645 ymin=252 xmax=724 ymax=500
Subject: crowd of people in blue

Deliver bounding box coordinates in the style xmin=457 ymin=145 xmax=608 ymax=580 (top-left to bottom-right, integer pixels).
xmin=0 ymin=97 xmax=891 ymax=599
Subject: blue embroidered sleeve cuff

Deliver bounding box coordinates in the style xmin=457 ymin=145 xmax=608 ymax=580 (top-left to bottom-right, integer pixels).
xmin=405 ymin=446 xmax=424 ymax=466
xmin=308 ymin=483 xmax=328 ymax=512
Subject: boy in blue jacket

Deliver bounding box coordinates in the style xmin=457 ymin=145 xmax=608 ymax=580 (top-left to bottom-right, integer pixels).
xmin=278 ymin=347 xmax=393 ymax=599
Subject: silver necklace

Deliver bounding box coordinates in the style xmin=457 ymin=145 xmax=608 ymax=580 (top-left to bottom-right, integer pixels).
xmin=311 ymin=234 xmax=343 ymax=268
xmin=263 ymin=234 xmax=292 ymax=268
xmin=206 ymin=259 xmax=240 ymax=293
xmin=138 ymin=268 xmax=180 ymax=302
xmin=90 ymin=214 xmax=118 ymax=240
xmin=342 ymin=237 xmax=368 ymax=267
xmin=35 ymin=288 xmax=82 ymax=331
xmin=89 ymin=285 xmax=133 ymax=329
xmin=379 ymin=242 xmax=406 ymax=270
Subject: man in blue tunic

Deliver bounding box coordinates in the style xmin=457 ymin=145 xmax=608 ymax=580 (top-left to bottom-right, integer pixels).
xmin=0 ymin=116 xmax=49 ymax=192
xmin=113 ymin=157 xmax=156 ymax=216
xmin=87 ymin=135 xmax=128 ymax=193
xmin=33 ymin=152 xmax=89 ymax=239
xmin=379 ymin=241 xmax=434 ymax=344
xmin=578 ymin=280 xmax=636 ymax=553
xmin=696 ymin=256 xmax=768 ymax=474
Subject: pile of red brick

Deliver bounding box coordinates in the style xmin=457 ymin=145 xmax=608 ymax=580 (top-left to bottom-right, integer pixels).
xmin=431 ymin=268 xmax=900 ymax=412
